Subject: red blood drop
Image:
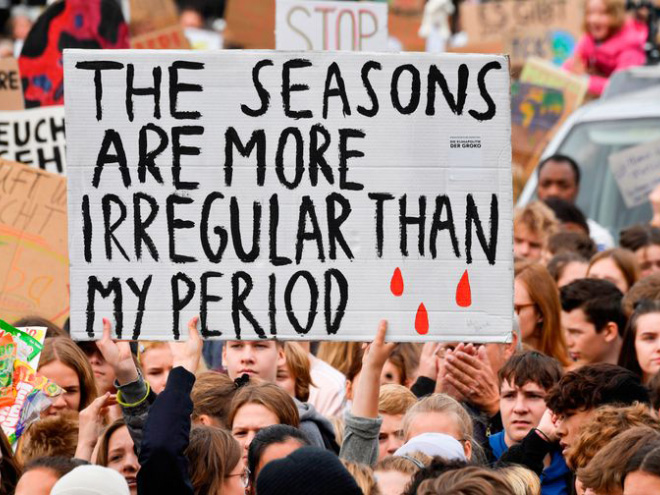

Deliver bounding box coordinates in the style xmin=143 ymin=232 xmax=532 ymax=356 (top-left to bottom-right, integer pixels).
xmin=415 ymin=303 xmax=429 ymax=335
xmin=456 ymin=270 xmax=472 ymax=307
xmin=390 ymin=267 xmax=404 ymax=296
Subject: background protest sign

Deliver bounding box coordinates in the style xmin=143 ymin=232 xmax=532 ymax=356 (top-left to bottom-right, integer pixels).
xmin=0 ymin=106 xmax=66 ymax=174
xmin=276 ymin=0 xmax=388 ymax=51
xmin=131 ymin=24 xmax=192 ymax=50
xmin=64 ymin=49 xmax=513 ymax=342
xmin=224 ymin=0 xmax=276 ymax=49
xmin=520 ymin=57 xmax=589 ymax=106
xmin=0 ymin=58 xmax=24 ymax=111
xmin=128 ymin=0 xmax=180 ymax=36
xmin=0 ymin=159 xmax=69 ymax=328
xmin=609 ymin=138 xmax=660 ymax=209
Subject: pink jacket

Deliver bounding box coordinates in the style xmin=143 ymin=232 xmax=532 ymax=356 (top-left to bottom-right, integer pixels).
xmin=564 ymin=19 xmax=647 ymax=95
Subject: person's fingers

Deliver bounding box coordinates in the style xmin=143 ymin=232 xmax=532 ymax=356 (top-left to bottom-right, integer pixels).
xmin=454 ymin=351 xmax=483 ymax=369
xmin=477 ymin=345 xmax=491 ymax=364
xmin=374 ymin=320 xmax=388 ymax=346
xmin=445 ymin=360 xmax=478 ymax=387
xmin=445 ymin=374 xmax=473 ymax=396
xmin=187 ymin=316 xmax=200 ymax=340
xmin=101 ymin=318 xmax=112 ymax=343
xmin=446 ymin=353 xmax=479 ymax=378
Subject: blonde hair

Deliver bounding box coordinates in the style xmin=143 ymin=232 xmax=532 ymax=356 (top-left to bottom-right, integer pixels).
xmin=402 ymin=394 xmax=473 ymax=446
xmin=499 ymin=466 xmax=541 ymax=495
xmin=330 ymin=416 xmax=345 ymax=448
xmin=379 ymin=384 xmax=417 ymax=416
xmin=283 ymin=342 xmax=314 ymax=402
xmin=316 ymin=342 xmax=362 ymax=376
xmin=341 ymin=460 xmax=381 ymax=495
xmin=138 ymin=341 xmax=169 ymax=363
xmin=39 ymin=337 xmax=98 ymax=410
xmin=567 ymin=403 xmax=660 ymax=470
xmin=513 ymin=201 xmax=559 ymax=248
xmin=376 ymin=451 xmax=431 ymax=475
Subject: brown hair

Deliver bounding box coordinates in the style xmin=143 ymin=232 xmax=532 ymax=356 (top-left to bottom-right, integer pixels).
xmin=566 ymin=403 xmax=660 ymax=470
xmin=379 ymin=384 xmax=417 ymax=416
xmin=317 ymin=342 xmax=362 ymax=376
xmin=39 ymin=337 xmax=98 ymax=410
xmin=515 ymin=264 xmax=570 ymax=366
xmin=12 ymin=316 xmax=67 ymax=339
xmin=498 ymin=466 xmax=541 ymax=495
xmin=582 ymin=0 xmax=626 ymax=37
xmin=17 ymin=412 xmax=79 ymax=465
xmin=547 ymin=232 xmax=596 ymax=260
xmin=386 ymin=344 xmax=422 ymax=386
xmin=341 ymin=461 xmax=380 ymax=495
xmin=513 ymin=202 xmax=559 ymax=247
xmin=95 ymin=419 xmax=130 ymax=467
xmin=622 ymin=273 xmax=660 ymax=317
xmin=191 ymin=371 xmax=237 ymax=429
xmin=546 ymin=252 xmax=589 ymax=283
xmin=619 ymin=300 xmax=660 ymax=380
xmin=418 ymin=466 xmax=515 ymax=495
xmin=376 ymin=452 xmax=431 ymax=475
xmin=282 ymin=342 xmax=314 ymax=402
xmin=0 ymin=430 xmax=20 ymax=494
xmin=229 ymin=382 xmax=300 ymax=429
xmin=498 ymin=351 xmax=563 ymax=391
xmin=578 ymin=426 xmax=660 ymax=493
xmin=185 ymin=426 xmax=241 ymax=495
xmin=403 ymin=394 xmax=473 ymax=445
xmin=588 ymin=248 xmax=640 ymax=292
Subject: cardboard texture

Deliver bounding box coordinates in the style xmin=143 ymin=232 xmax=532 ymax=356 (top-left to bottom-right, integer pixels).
xmin=389 ymin=0 xmax=426 ymax=51
xmin=0 ymin=106 xmax=66 ymax=175
xmin=460 ymin=0 xmax=583 ymax=67
xmin=609 ymin=138 xmax=660 ymax=209
xmin=520 ymin=57 xmax=588 ymax=106
xmin=0 ymin=159 xmax=68 ymax=327
xmin=128 ymin=0 xmax=179 ymax=36
xmin=64 ymin=49 xmax=513 ymax=342
xmin=224 ymin=0 xmax=276 ymax=49
xmin=276 ymin=0 xmax=388 ymax=51
xmin=0 ymin=58 xmax=24 ymax=111
xmin=131 ymin=24 xmax=192 ymax=50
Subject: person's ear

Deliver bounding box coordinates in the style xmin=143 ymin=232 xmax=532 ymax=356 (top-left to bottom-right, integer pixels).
xmin=505 ymin=330 xmax=519 ymax=359
xmin=602 ymin=322 xmax=619 ymax=343
xmin=276 ymin=345 xmax=286 ymax=367
xmin=345 ymin=378 xmax=354 ymax=401
xmin=464 ymin=440 xmax=473 ymax=460
xmin=196 ymin=414 xmax=214 ymax=426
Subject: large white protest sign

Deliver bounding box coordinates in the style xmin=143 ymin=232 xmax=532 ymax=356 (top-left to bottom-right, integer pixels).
xmin=64 ymin=50 xmax=513 ymax=342
xmin=0 ymin=106 xmax=66 ymax=174
xmin=276 ymin=0 xmax=388 ymax=51
xmin=609 ymin=138 xmax=660 ymax=209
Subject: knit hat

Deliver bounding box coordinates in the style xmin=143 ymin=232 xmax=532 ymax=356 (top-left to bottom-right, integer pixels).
xmin=256 ymin=446 xmax=362 ymax=495
xmin=394 ymin=432 xmax=467 ymax=461
xmin=50 ymin=465 xmax=130 ymax=495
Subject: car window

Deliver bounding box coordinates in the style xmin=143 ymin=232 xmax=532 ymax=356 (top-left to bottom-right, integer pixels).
xmin=553 ymin=118 xmax=659 ymax=241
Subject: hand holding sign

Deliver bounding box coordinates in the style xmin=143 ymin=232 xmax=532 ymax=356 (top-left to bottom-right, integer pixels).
xmin=98 ymin=318 xmax=139 ymax=386
xmin=169 ymin=316 xmax=203 ymax=374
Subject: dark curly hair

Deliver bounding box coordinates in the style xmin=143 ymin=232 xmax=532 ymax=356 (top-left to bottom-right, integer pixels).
xmin=546 ymin=363 xmax=649 ymax=416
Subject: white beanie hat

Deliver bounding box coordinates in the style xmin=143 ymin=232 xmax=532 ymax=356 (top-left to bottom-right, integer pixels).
xmin=394 ymin=432 xmax=467 ymax=461
xmin=50 ymin=465 xmax=130 ymax=495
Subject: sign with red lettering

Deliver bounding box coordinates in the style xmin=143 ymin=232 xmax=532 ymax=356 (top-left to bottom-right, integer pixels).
xmin=276 ymin=0 xmax=388 ymax=51
xmin=131 ymin=24 xmax=192 ymax=50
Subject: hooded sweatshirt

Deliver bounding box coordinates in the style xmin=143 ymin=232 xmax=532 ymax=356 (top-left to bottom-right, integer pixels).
xmin=295 ymin=399 xmax=340 ymax=453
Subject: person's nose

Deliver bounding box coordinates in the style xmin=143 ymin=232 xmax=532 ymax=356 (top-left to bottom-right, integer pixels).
xmin=387 ymin=436 xmax=403 ymax=455
xmin=123 ymin=454 xmax=139 ymax=475
xmin=51 ymin=394 xmax=67 ymax=410
xmin=512 ymin=395 xmax=528 ymax=414
xmin=241 ymin=346 xmax=256 ymax=364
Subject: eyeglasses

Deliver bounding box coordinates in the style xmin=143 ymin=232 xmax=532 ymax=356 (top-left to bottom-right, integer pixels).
xmin=514 ymin=303 xmax=536 ymax=315
xmin=226 ymin=468 xmax=250 ymax=488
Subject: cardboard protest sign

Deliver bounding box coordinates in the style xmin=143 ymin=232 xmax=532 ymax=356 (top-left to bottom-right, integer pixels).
xmin=520 ymin=57 xmax=588 ymax=106
xmin=131 ymin=24 xmax=192 ymax=50
xmin=128 ymin=0 xmax=180 ymax=36
xmin=0 ymin=106 xmax=66 ymax=174
xmin=0 ymin=159 xmax=69 ymax=328
xmin=64 ymin=50 xmax=513 ymax=342
xmin=0 ymin=58 xmax=24 ymax=111
xmin=224 ymin=0 xmax=275 ymax=49
xmin=609 ymin=138 xmax=660 ymax=209
xmin=276 ymin=0 xmax=388 ymax=51
xmin=389 ymin=0 xmax=425 ymax=51
xmin=459 ymin=0 xmax=583 ymax=67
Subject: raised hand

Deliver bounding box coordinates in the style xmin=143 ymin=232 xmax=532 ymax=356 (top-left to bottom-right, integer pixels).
xmin=361 ymin=320 xmax=397 ymax=371
xmin=75 ymin=392 xmax=117 ymax=461
xmin=417 ymin=342 xmax=441 ymax=380
xmin=169 ymin=316 xmax=203 ymax=374
xmin=97 ymin=318 xmax=138 ymax=385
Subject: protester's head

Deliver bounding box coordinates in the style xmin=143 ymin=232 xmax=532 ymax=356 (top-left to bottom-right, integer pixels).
xmin=38 ymin=337 xmax=98 ymax=414
xmin=256 ymin=446 xmax=362 ymax=495
xmin=622 ymin=436 xmax=660 ymax=495
xmin=229 ymin=381 xmax=300 ymax=461
xmin=588 ymin=248 xmax=640 ymax=293
xmin=138 ymin=342 xmax=173 ymax=394
xmin=417 ymin=466 xmax=515 ymax=495
xmin=223 ymin=340 xmax=285 ymax=383
xmin=579 ymin=426 xmax=660 ymax=495
xmin=402 ymin=394 xmax=474 ymax=459
xmin=546 ymin=363 xmax=650 ymax=454
xmin=50 ymin=465 xmax=129 ymax=495
xmin=543 ymin=197 xmax=590 ymax=235
xmin=316 ymin=341 xmax=363 ymax=376
xmin=276 ymin=342 xmax=313 ymax=402
xmin=513 ymin=202 xmax=559 ymax=262
xmin=185 ymin=426 xmax=245 ymax=495
xmin=191 ymin=371 xmax=236 ymax=428
xmin=16 ymin=412 xmax=78 ymax=465
xmin=0 ymin=430 xmax=21 ymax=495
xmin=341 ymin=460 xmax=379 ymax=495
xmin=77 ymin=341 xmax=117 ymax=395
xmin=498 ymin=351 xmax=563 ymax=446
xmin=15 ymin=456 xmax=83 ymax=495
xmin=515 ymin=263 xmax=569 ymax=366
xmin=375 ymin=455 xmax=427 ymax=495
xmin=547 ymin=252 xmax=589 ymax=288
xmin=383 ymin=344 xmax=421 ymax=387
xmin=395 ymin=433 xmax=467 ymax=462
xmin=546 ymin=231 xmax=596 ymax=260
xmin=619 ymin=299 xmax=660 ymax=383
xmin=377 ymin=384 xmax=417 ymax=461
xmin=95 ymin=419 xmax=139 ymax=495
xmin=12 ymin=316 xmax=67 ymax=338
xmin=246 ymin=425 xmax=310 ymax=492
xmin=560 ymin=279 xmax=626 ymax=366
xmin=498 ymin=465 xmax=541 ymax=495
xmin=583 ymin=0 xmax=626 ymax=41
xmin=536 ymin=154 xmax=580 ymax=203
xmin=620 ymin=224 xmax=660 ymax=279
xmin=622 ymin=273 xmax=660 ymax=317
xmin=403 ymin=455 xmax=468 ymax=495
xmin=567 ymin=403 xmax=660 ymax=472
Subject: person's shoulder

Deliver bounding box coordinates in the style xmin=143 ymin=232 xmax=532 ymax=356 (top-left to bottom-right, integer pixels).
xmin=310 ymin=354 xmax=346 ymax=382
